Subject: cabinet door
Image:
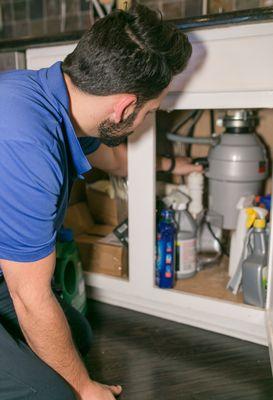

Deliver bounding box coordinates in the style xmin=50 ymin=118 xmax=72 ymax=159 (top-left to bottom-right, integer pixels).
xmin=266 ymin=175 xmax=273 ymax=373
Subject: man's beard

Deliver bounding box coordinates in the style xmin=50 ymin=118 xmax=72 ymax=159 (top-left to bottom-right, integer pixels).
xmin=98 ymin=110 xmax=138 ymax=147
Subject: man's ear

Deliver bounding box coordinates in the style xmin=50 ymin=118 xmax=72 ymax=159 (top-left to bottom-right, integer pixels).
xmin=112 ymin=94 xmax=137 ymax=123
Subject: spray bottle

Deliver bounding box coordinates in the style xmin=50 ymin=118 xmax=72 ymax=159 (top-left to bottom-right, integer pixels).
xmin=228 ymin=196 xmax=255 ymax=278
xmin=162 ymin=191 xmax=197 ymax=279
xmin=175 ymin=195 xmax=197 ymax=279
xmin=156 ymin=210 xmax=176 ymax=289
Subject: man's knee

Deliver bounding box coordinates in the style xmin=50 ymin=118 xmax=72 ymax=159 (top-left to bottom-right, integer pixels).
xmin=35 ymin=375 xmax=77 ymax=400
xmin=50 ymin=379 xmax=77 ymax=400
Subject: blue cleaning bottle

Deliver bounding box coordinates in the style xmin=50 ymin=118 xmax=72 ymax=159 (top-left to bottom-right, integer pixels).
xmin=156 ymin=210 xmax=176 ymax=289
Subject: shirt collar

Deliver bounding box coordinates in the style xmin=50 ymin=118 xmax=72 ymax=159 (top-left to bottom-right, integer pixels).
xmin=39 ymin=61 xmax=92 ymax=178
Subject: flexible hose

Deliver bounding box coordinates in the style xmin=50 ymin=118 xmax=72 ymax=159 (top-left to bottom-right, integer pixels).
xmin=167 ymin=133 xmax=217 ymax=145
xmin=172 ymin=110 xmax=198 ymax=133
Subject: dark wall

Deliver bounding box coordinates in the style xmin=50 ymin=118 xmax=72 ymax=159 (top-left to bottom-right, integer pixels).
xmin=0 ymin=0 xmax=96 ymax=39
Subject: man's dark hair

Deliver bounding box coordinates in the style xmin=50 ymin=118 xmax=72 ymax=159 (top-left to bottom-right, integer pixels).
xmin=62 ymin=3 xmax=192 ymax=104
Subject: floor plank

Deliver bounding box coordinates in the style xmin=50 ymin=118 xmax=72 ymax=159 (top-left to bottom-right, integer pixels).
xmin=85 ymin=301 xmax=273 ymax=400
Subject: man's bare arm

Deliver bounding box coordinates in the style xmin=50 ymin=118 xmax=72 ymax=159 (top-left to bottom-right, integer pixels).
xmin=0 ymin=252 xmax=121 ymax=400
xmin=87 ymin=143 xmax=202 ymax=177
xmin=87 ymin=143 xmax=128 ymax=177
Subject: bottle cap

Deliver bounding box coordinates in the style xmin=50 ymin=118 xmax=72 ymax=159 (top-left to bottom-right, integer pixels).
xmin=58 ymin=227 xmax=74 ymax=242
xmin=161 ymin=209 xmax=174 ymax=219
xmin=254 ymin=219 xmax=266 ymax=229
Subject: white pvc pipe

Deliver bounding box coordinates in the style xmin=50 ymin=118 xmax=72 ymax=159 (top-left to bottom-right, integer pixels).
xmin=188 ymin=172 xmax=204 ymax=219
xmin=92 ymin=0 xmax=106 ymax=18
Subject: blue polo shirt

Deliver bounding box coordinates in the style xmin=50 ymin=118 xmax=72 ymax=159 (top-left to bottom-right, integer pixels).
xmin=0 ymin=61 xmax=100 ymax=266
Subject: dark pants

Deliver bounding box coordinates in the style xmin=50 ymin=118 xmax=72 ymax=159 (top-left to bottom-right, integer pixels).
xmin=0 ymin=280 xmax=93 ymax=400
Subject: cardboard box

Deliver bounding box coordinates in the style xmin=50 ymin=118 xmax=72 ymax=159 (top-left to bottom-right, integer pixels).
xmin=88 ymin=224 xmax=114 ymax=237
xmin=64 ymin=202 xmax=94 ymax=236
xmin=86 ymin=186 xmax=119 ymax=226
xmin=76 ymin=234 xmax=128 ymax=278
xmin=64 ymin=202 xmax=114 ymax=237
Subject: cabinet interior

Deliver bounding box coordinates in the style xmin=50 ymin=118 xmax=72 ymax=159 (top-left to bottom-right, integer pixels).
xmin=156 ymin=108 xmax=273 ymax=307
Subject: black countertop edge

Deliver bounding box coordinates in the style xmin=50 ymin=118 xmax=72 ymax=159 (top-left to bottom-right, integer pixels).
xmin=0 ymin=6 xmax=273 ymax=52
xmin=172 ymin=6 xmax=273 ymax=31
xmin=0 ymin=31 xmax=83 ymax=52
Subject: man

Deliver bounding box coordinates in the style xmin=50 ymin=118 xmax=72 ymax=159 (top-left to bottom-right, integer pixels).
xmin=0 ymin=4 xmax=201 ymax=400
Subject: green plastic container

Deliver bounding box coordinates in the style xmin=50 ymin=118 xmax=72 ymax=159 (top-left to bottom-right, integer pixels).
xmin=55 ymin=228 xmax=87 ymax=315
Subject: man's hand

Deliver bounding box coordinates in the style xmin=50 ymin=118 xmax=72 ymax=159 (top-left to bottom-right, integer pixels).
xmin=172 ymin=156 xmax=203 ymax=175
xmin=88 ymin=145 xmax=203 ymax=178
xmin=80 ymin=381 xmax=122 ymax=399
xmin=158 ymin=156 xmax=203 ymax=176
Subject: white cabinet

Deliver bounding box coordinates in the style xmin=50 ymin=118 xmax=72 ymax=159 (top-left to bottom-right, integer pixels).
xmin=26 ymin=22 xmax=273 ymax=357
xmin=26 ymin=43 xmax=77 ymax=69
xmin=88 ymin=21 xmax=273 ymax=348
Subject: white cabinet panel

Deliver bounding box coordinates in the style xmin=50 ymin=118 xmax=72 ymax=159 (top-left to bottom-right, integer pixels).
xmin=266 ymin=173 xmax=273 ymax=371
xmin=26 ymin=43 xmax=77 ymax=70
xmin=171 ymin=23 xmax=273 ymax=93
xmin=163 ymin=22 xmax=273 ymax=110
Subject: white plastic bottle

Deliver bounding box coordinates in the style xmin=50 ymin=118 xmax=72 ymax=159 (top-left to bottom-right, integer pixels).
xmin=162 ymin=191 xmax=198 ymax=279
xmin=175 ymin=202 xmax=197 ymax=279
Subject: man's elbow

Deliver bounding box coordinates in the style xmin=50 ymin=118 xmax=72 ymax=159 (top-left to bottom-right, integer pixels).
xmin=10 ymin=284 xmax=54 ymax=317
xmin=109 ymin=167 xmax=127 ymax=177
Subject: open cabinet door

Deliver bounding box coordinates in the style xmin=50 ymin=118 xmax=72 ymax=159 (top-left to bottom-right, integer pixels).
xmin=266 ymin=188 xmax=273 ymax=374
xmin=266 ymin=291 xmax=273 ymax=374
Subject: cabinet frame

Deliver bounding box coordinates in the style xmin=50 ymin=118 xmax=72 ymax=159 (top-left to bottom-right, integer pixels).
xmin=86 ymin=21 xmax=273 ymax=349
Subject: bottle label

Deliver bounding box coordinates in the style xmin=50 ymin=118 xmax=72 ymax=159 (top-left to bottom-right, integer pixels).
xmin=176 ymin=238 xmax=197 ymax=274
xmin=166 ymin=242 xmax=173 ymax=253
xmin=156 ymin=237 xmax=175 ymax=286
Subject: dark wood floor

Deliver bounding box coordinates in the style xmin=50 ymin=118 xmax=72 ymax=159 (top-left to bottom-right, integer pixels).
xmin=85 ymin=301 xmax=273 ymax=400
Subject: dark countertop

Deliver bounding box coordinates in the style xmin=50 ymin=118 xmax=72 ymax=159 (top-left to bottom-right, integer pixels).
xmin=0 ymin=6 xmax=273 ymax=52
xmin=172 ymin=5 xmax=273 ymax=31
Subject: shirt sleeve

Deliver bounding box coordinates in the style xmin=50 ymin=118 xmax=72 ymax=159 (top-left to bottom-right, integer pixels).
xmin=0 ymin=140 xmax=64 ymax=262
xmin=78 ymin=137 xmax=101 ymax=155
